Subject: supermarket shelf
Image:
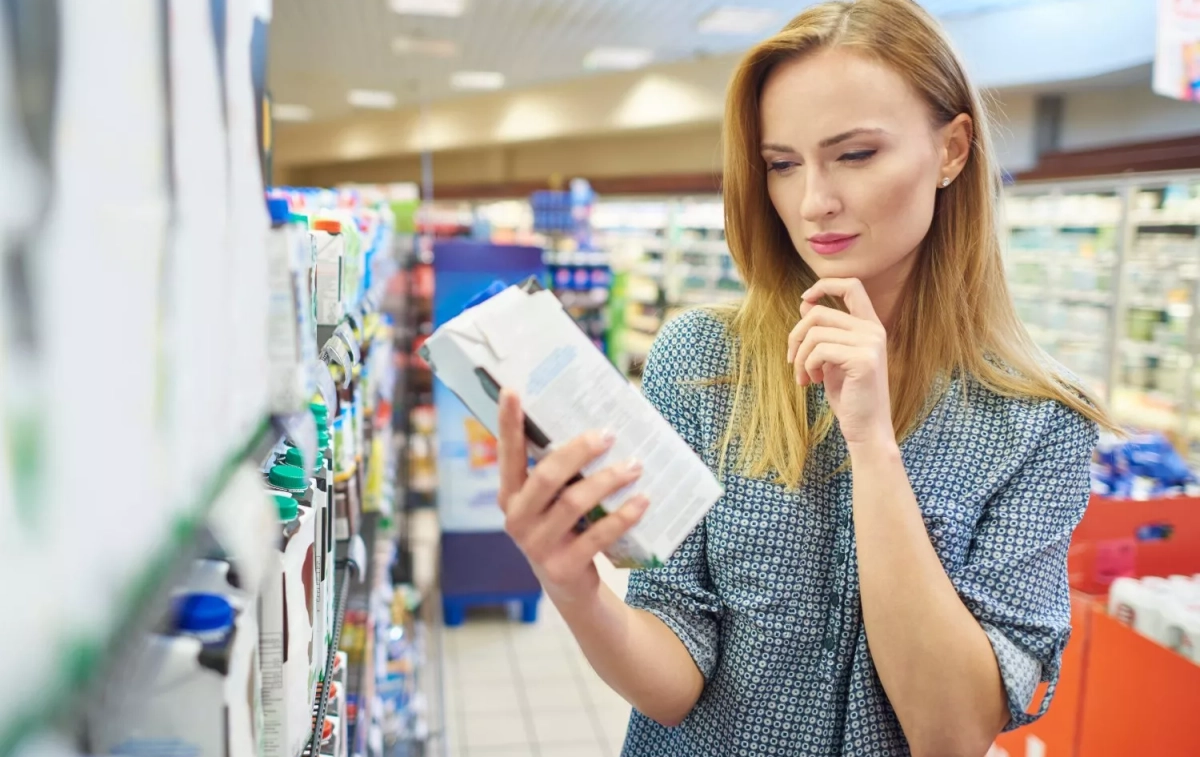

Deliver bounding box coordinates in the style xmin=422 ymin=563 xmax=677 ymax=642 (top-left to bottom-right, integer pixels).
xmin=0 ymin=415 xmax=276 ymax=757
xmin=1027 ymin=326 xmax=1107 ymax=346
xmin=1005 ymin=215 xmax=1122 ymax=228
xmin=1120 ymin=339 xmax=1191 ymax=360
xmin=626 ymin=313 xmax=663 ymax=335
xmin=1131 ymin=211 xmax=1200 ymax=227
xmin=305 ymin=562 xmax=354 ymax=757
xmin=625 ymin=330 xmax=657 ymax=358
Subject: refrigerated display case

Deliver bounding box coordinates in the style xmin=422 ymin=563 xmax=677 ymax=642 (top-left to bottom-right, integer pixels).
xmin=1002 ymin=171 xmax=1200 ymax=462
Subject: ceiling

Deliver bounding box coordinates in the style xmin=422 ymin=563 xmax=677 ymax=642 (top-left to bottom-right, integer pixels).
xmin=267 ymin=0 xmax=1154 ymax=123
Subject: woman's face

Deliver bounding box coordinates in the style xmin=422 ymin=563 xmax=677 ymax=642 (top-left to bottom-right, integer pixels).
xmin=760 ymin=47 xmax=968 ymax=302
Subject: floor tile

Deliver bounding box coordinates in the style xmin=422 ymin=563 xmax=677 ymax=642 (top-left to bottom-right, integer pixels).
xmin=597 ymin=708 xmax=631 ymax=752
xmin=471 ymin=747 xmax=540 ymax=757
xmin=463 ymin=712 xmax=534 ymax=750
xmin=516 ymin=651 xmax=579 ymax=682
xmin=581 ymin=684 xmax=628 ymax=713
xmin=456 ymin=654 xmax=519 ymax=684
xmin=460 ymin=681 xmax=526 ymax=715
xmin=530 ymin=709 xmax=600 ymax=745
xmin=522 ymin=680 xmax=589 ymax=712
xmin=540 ymin=744 xmax=607 ymax=757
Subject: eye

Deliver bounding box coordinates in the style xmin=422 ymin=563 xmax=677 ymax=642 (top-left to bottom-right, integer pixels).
xmin=767 ymin=159 xmax=799 ymax=174
xmin=839 ymin=149 xmax=877 ymax=163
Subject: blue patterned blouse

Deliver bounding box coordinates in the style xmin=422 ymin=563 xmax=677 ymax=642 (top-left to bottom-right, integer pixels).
xmin=622 ymin=310 xmax=1097 ymax=757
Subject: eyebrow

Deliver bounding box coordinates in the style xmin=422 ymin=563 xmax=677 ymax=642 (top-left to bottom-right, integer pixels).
xmin=760 ymin=127 xmax=887 ymax=153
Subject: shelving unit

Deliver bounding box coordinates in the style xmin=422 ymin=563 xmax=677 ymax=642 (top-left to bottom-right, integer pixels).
xmin=0 ymin=419 xmax=279 ymax=757
xmin=1002 ymin=171 xmax=1200 ymax=461
xmin=592 ymin=196 xmax=742 ymax=374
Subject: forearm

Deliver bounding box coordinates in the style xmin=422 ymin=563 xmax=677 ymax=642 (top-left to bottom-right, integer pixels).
xmin=547 ymin=580 xmax=704 ymax=727
xmin=850 ymin=439 xmax=1007 ymax=757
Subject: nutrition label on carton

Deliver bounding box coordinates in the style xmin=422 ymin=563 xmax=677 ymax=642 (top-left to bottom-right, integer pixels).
xmin=427 ymin=285 xmax=722 ymax=568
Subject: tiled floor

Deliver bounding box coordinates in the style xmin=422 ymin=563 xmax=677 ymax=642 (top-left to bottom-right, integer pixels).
xmin=442 ymin=561 xmax=634 ymax=757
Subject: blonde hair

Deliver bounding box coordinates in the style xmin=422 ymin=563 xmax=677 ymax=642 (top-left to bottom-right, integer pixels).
xmin=718 ymin=0 xmax=1114 ymax=488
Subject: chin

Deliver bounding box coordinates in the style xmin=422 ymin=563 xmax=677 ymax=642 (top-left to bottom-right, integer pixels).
xmin=798 ymin=251 xmax=877 ymax=281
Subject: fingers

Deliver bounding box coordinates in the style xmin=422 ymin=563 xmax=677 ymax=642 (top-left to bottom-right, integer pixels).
xmin=559 ymin=494 xmax=650 ymax=570
xmin=792 ymin=326 xmax=861 ymax=385
xmin=787 ymin=305 xmax=862 ymax=364
xmin=802 ymin=278 xmax=880 ymax=323
xmin=497 ymin=390 xmax=528 ymax=509
xmin=803 ymin=342 xmax=857 ymax=386
xmin=524 ymin=459 xmax=644 ymax=560
xmin=511 ymin=430 xmax=615 ymax=523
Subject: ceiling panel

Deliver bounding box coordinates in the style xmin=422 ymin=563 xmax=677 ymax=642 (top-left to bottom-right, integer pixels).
xmin=265 ymin=0 xmax=1115 ymax=122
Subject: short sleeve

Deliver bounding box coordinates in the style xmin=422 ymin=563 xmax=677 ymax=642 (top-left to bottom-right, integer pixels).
xmin=949 ymin=401 xmax=1098 ymax=730
xmin=624 ymin=312 xmax=725 ymax=680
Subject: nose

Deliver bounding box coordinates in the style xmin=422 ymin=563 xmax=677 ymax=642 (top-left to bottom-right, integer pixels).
xmin=799 ymin=168 xmax=841 ymax=221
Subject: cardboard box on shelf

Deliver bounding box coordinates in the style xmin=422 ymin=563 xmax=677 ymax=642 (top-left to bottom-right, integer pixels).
xmin=1068 ymin=495 xmax=1200 ymax=595
xmin=992 ymin=493 xmax=1200 ymax=757
xmin=421 ymin=280 xmax=722 ymax=569
xmin=1075 ymin=602 xmax=1200 ymax=757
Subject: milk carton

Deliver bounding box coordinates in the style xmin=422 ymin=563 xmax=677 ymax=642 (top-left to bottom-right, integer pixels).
xmin=260 ymin=495 xmax=317 ymax=757
xmin=312 ymin=220 xmax=346 ymax=327
xmin=420 ymin=280 xmax=723 ymax=569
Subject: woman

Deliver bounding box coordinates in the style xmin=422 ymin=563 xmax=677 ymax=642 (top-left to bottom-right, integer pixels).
xmin=495 ymin=1 xmax=1112 ymax=755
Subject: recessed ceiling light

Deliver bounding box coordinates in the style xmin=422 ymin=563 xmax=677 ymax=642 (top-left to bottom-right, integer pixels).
xmin=697 ymin=6 xmax=778 ymax=34
xmin=450 ymin=71 xmax=505 ymax=91
xmin=583 ymin=47 xmax=654 ymax=71
xmin=391 ymin=35 xmax=459 ymax=57
xmin=388 ymin=0 xmax=465 ymax=17
xmin=272 ymin=103 xmax=313 ymax=122
xmin=347 ymin=89 xmax=398 ymax=109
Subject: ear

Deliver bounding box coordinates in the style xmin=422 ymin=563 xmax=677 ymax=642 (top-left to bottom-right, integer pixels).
xmin=938 ymin=113 xmax=972 ymax=184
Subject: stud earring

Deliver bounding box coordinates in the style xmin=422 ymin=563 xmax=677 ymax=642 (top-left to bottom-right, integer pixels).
xmin=941 ymin=177 xmax=951 ymax=188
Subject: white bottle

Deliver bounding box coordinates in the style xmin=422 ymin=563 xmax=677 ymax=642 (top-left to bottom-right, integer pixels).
xmin=89 ymin=593 xmax=261 ymax=757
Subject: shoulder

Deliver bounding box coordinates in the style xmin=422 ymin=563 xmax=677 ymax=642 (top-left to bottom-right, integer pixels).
xmin=645 ymin=308 xmax=735 ymax=384
xmin=960 ymin=376 xmax=1098 ymax=458
xmin=641 ymin=309 xmax=735 ymax=435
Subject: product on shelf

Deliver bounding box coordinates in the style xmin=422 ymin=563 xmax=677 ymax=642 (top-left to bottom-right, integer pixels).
xmin=89 ymin=584 xmax=262 ymax=757
xmin=1109 ymin=575 xmax=1200 ymax=662
xmin=266 ymin=198 xmax=320 ymax=414
xmin=1092 ymin=431 xmax=1199 ymax=499
xmin=421 ymin=281 xmax=722 ymax=569
xmin=313 ymin=219 xmax=348 ymax=327
xmin=259 ymin=489 xmax=318 ymax=757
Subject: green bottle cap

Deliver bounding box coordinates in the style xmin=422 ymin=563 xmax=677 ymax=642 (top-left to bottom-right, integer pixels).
xmin=317 ymin=428 xmax=331 ymax=449
xmin=310 ymin=402 xmax=329 ymax=420
xmin=274 ymin=494 xmax=298 ymax=521
xmin=268 ymin=464 xmax=308 ymax=491
xmin=283 ymin=447 xmax=306 ymax=468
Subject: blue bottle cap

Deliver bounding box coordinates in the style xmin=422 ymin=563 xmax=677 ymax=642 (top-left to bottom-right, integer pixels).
xmin=175 ymin=593 xmax=234 ymax=634
xmin=267 ymin=197 xmax=291 ymax=225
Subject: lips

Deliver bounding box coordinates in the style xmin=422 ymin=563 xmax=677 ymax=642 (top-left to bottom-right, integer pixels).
xmin=807 ymin=233 xmax=859 ymax=256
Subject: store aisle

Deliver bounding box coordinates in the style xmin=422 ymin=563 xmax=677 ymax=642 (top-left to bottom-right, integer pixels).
xmin=444 ymin=561 xmax=634 ymax=757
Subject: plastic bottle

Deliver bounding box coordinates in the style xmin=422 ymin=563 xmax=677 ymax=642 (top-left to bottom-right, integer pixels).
xmin=275 ymin=494 xmax=301 ymax=540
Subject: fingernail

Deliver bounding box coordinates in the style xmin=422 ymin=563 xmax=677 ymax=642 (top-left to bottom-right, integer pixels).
xmin=631 ymin=496 xmax=650 ymax=514
xmin=624 ymin=459 xmax=643 ymax=476
xmin=598 ymin=429 xmax=617 ymax=448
